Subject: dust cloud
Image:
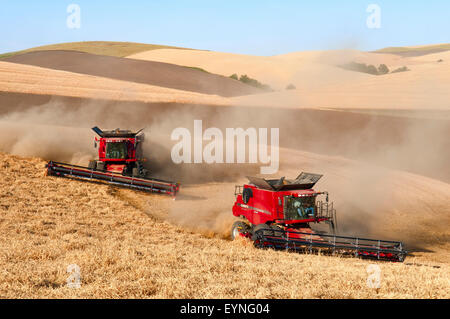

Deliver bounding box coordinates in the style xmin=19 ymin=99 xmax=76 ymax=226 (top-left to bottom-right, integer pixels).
xmin=0 ymin=94 xmax=448 ymax=247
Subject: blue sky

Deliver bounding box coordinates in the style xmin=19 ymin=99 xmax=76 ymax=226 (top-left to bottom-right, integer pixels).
xmin=0 ymin=0 xmax=449 ymax=55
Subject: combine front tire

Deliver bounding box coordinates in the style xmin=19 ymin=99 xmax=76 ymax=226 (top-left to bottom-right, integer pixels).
xmin=231 ymin=221 xmax=250 ymax=240
xmin=132 ymin=162 xmax=146 ymax=177
xmin=88 ymin=160 xmax=97 ymax=170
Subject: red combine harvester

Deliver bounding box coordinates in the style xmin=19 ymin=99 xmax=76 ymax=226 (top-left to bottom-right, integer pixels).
xmin=231 ymin=173 xmax=407 ymax=262
xmin=46 ymin=127 xmax=180 ymax=196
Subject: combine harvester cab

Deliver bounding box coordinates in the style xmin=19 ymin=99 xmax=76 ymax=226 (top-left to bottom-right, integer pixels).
xmin=46 ymin=127 xmax=180 ymax=196
xmin=231 ymin=173 xmax=407 ymax=262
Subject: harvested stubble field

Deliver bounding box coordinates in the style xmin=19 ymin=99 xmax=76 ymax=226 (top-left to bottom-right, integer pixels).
xmin=0 ymin=41 xmax=193 ymax=60
xmin=1 ymin=41 xmax=449 ymax=299
xmin=0 ymin=152 xmax=449 ymax=299
xmin=0 ymin=61 xmax=228 ymax=105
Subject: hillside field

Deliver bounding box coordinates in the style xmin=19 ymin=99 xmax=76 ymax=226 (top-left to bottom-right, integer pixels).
xmin=0 ymin=153 xmax=448 ymax=298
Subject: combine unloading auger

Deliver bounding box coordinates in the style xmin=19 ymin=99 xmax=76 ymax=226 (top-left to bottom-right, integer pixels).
xmin=231 ymin=173 xmax=407 ymax=262
xmin=46 ymin=127 xmax=180 ymax=196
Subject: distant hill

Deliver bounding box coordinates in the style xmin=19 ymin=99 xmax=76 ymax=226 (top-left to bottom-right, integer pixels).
xmin=374 ymin=43 xmax=450 ymax=57
xmin=0 ymin=41 xmax=193 ymax=60
xmin=4 ymin=50 xmax=262 ymax=97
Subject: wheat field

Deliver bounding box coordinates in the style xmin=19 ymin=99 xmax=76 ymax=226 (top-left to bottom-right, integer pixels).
xmin=0 ymin=152 xmax=448 ymax=298
xmin=0 ymin=61 xmax=228 ymax=105
xmin=130 ymin=48 xmax=450 ymax=110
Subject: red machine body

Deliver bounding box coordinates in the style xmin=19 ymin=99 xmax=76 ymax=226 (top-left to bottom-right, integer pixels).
xmin=233 ymin=185 xmax=331 ymax=226
xmin=232 ymin=173 xmax=335 ymax=233
xmin=90 ymin=127 xmax=146 ymax=177
xmin=97 ymin=138 xmax=137 ymax=163
xmin=46 ymin=127 xmax=180 ymax=196
xmin=231 ymin=173 xmax=407 ymax=262
xmin=95 ymin=136 xmax=137 ymax=174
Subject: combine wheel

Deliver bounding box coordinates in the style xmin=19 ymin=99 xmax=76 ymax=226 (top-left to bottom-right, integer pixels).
xmin=231 ymin=221 xmax=250 ymax=240
xmin=97 ymin=162 xmax=105 ymax=171
xmin=88 ymin=160 xmax=97 ymax=170
xmin=132 ymin=162 xmax=146 ymax=177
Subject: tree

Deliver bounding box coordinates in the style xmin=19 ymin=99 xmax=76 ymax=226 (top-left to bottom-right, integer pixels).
xmin=378 ymin=64 xmax=389 ymax=75
xmin=229 ymin=73 xmax=239 ymax=80
xmin=286 ymin=84 xmax=296 ymax=90
xmin=239 ymin=74 xmax=251 ymax=83
xmin=391 ymin=66 xmax=410 ymax=73
xmin=366 ymin=64 xmax=378 ymax=75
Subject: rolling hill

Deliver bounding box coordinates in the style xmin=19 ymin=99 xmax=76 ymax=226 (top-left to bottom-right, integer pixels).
xmin=128 ymin=47 xmax=450 ymax=110
xmin=0 ymin=41 xmax=449 ymax=298
xmin=374 ymin=43 xmax=450 ymax=56
xmin=4 ymin=50 xmax=262 ymax=97
xmin=0 ymin=61 xmax=228 ymax=105
xmin=0 ymin=41 xmax=194 ymax=60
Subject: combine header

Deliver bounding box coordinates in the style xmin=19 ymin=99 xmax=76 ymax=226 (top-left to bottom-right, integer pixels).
xmin=46 ymin=127 xmax=179 ymax=196
xmin=231 ymin=173 xmax=407 ymax=262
